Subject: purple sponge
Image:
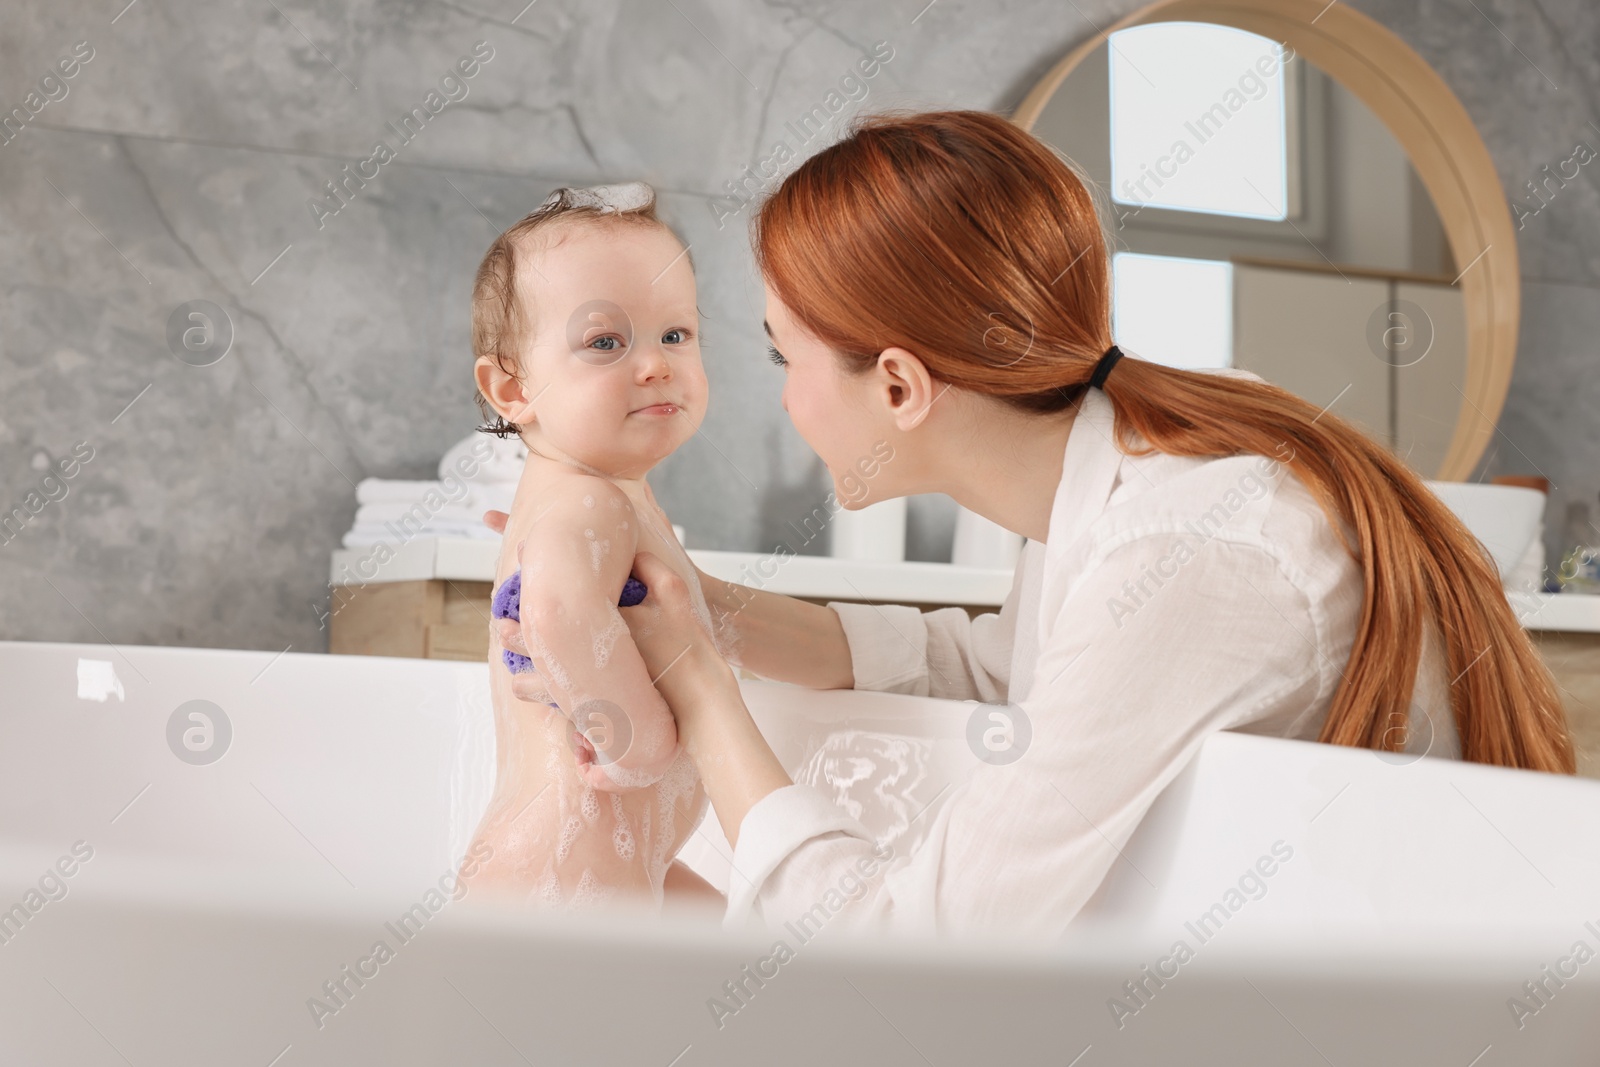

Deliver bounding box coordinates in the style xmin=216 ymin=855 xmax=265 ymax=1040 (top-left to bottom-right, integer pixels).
xmin=491 ymin=570 xmax=648 ymax=675
xmin=490 ymin=570 xmax=523 ymax=622
xmin=489 ymin=571 xmax=532 ymax=673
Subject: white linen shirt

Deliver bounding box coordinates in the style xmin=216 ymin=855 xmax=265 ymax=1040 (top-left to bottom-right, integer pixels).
xmin=722 ymin=384 xmax=1459 ymax=938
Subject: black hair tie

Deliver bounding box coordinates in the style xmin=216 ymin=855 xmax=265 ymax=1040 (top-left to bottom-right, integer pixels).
xmin=1088 ymin=344 xmax=1124 ymax=390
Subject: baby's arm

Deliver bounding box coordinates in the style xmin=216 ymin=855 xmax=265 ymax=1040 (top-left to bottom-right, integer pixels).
xmin=514 ymin=476 xmax=679 ymax=791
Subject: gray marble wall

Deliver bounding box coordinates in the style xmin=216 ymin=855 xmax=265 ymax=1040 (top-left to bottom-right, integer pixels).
xmin=2 ymin=0 xmax=1596 ymax=653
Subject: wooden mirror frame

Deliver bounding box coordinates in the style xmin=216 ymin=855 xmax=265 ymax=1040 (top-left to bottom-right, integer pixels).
xmin=1012 ymin=0 xmax=1517 ymax=480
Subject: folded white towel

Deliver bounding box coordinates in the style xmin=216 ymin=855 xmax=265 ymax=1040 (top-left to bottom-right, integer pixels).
xmin=355 ymin=478 xmax=442 ymax=505
xmin=439 ymin=432 xmax=526 ymax=484
xmin=344 ymin=438 xmax=527 ymax=552
xmin=341 ymin=523 xmax=500 ymax=549
xmin=354 ymin=503 xmax=485 ymax=527
xmin=470 ymin=483 xmax=516 ymax=513
xmin=352 ymin=480 xmax=514 ymax=512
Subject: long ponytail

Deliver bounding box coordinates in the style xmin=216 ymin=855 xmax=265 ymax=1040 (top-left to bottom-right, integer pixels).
xmin=754 ymin=109 xmax=1574 ymax=773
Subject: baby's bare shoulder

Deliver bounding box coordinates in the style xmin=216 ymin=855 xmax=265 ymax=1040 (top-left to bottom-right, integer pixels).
xmin=510 ymin=472 xmax=637 ymax=554
xmin=515 ymin=471 xmax=633 ymax=518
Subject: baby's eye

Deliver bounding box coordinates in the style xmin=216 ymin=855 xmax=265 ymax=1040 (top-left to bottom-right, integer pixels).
xmin=588 ymin=335 xmax=622 ymax=352
xmin=662 ymin=328 xmax=690 ymax=345
xmin=767 ymin=344 xmax=787 ymax=368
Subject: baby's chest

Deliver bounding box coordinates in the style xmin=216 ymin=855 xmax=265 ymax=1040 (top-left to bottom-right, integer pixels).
xmin=629 ymin=510 xmax=696 ymax=585
xmin=625 ymin=505 xmax=711 ymax=627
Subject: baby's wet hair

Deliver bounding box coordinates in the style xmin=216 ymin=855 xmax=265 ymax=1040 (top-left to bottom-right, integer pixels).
xmin=470 ymin=182 xmax=688 ymax=438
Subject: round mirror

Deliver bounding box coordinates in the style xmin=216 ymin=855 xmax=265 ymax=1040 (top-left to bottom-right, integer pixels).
xmin=1014 ymin=0 xmax=1519 ymax=479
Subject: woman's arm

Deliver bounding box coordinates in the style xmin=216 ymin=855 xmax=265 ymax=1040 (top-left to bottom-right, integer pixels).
xmin=694 ymin=567 xmax=855 ymax=690
xmin=619 ymin=553 xmax=792 ymax=845
xmin=629 ymin=534 xmax=1328 ymax=937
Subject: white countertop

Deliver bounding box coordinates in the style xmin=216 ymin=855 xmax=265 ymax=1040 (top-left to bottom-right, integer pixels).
xmin=1517 ymin=592 xmax=1600 ymax=634
xmin=330 ymin=537 xmax=1016 ymax=607
xmin=330 ymin=538 xmax=1600 ymax=629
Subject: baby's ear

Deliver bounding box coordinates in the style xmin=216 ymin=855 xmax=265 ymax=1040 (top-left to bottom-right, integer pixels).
xmin=475 ymin=355 xmax=535 ymax=425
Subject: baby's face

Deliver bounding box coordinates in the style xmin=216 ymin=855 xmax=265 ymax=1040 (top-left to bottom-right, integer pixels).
xmin=511 ymin=222 xmax=707 ymax=477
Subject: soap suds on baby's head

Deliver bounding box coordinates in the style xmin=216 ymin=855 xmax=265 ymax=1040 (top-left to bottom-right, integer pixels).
xmin=583 ymin=495 xmax=595 ymax=508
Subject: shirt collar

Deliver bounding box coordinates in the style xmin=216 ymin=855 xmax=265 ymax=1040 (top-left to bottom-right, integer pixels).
xmin=1047 ymin=388 xmax=1125 ymax=545
xmin=1038 ymin=387 xmax=1125 ymax=609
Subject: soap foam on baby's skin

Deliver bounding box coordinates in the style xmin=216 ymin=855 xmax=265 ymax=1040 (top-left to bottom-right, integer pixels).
xmin=645 ymin=750 xmax=702 ymax=902
xmin=592 ymin=613 xmax=626 ymax=670
xmin=570 ymin=868 xmax=616 ymax=910
xmin=535 ymin=863 xmax=563 ymax=906
xmin=496 ymin=751 xmax=698 ymax=910
xmin=556 ymin=814 xmax=582 ymax=863
xmin=525 ymin=624 xmax=573 ymax=694
xmin=612 ymin=791 xmax=637 ymax=860
xmin=593 ymin=760 xmax=657 ymax=790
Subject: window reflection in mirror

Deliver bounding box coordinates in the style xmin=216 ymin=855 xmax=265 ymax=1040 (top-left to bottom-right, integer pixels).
xmin=1033 ymin=19 xmax=1464 ymax=474
xmin=1109 ymin=22 xmax=1292 ymax=220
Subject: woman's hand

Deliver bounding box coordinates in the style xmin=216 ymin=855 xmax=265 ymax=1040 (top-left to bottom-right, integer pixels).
xmin=490 ymin=546 xmax=738 ymax=719
xmin=485 ymin=506 xmax=741 ymax=713
xmin=616 ymin=551 xmax=738 ymax=728
xmin=619 ymin=550 xmax=791 ymax=842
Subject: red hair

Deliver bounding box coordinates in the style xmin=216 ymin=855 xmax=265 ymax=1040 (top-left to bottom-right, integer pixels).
xmin=755 ymin=109 xmax=1574 ymax=774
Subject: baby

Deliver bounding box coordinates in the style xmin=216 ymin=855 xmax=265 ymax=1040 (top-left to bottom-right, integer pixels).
xmin=458 ymin=183 xmax=715 ymax=909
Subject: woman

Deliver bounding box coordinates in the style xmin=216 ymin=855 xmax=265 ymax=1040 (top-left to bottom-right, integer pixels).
xmin=496 ymin=110 xmax=1574 ymax=936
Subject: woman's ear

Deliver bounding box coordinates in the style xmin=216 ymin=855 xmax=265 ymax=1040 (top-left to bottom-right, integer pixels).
xmin=475 ymin=355 xmax=535 ymax=425
xmin=873 ymin=347 xmax=944 ymax=432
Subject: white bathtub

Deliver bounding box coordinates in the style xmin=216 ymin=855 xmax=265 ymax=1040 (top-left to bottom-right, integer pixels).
xmin=2 ymin=639 xmax=1597 ymax=1065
